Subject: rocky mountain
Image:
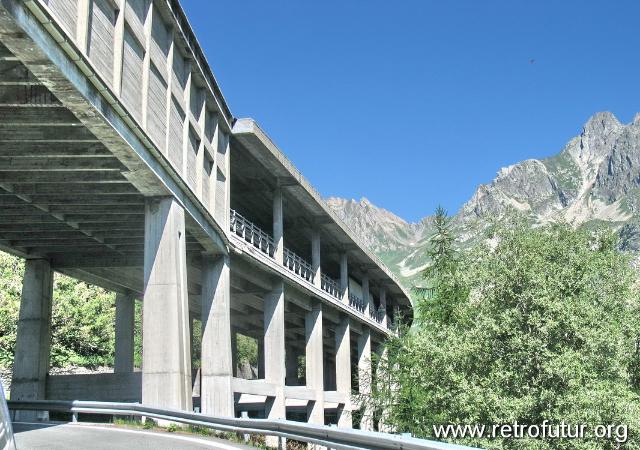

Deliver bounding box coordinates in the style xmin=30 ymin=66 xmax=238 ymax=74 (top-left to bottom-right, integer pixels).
xmin=328 ymin=112 xmax=640 ymax=289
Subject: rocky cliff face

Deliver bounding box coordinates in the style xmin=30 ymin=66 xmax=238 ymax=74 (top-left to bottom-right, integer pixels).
xmin=328 ymin=112 xmax=640 ymax=289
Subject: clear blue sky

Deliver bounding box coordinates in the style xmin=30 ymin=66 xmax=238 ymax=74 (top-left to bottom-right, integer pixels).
xmin=183 ymin=1 xmax=640 ymax=222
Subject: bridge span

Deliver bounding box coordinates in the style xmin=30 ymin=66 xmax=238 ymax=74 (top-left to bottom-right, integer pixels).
xmin=0 ymin=0 xmax=413 ymax=441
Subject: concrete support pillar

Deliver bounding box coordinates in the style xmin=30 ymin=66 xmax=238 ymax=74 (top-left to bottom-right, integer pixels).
xmin=258 ymin=338 xmax=265 ymax=379
xmin=200 ymin=254 xmax=234 ymax=417
xmin=311 ymin=229 xmax=321 ymax=289
xmin=273 ymin=187 xmax=283 ymax=264
xmin=335 ymin=316 xmax=352 ymax=428
xmin=114 ymin=293 xmax=135 ymax=373
xmin=231 ymin=328 xmax=238 ymax=377
xmin=142 ymin=197 xmax=192 ymax=411
xmin=379 ymin=288 xmax=388 ymax=328
xmin=285 ymin=348 xmax=299 ymax=385
xmin=362 ymin=276 xmax=370 ymax=316
xmin=305 ymin=302 xmax=324 ymax=425
xmin=264 ymin=281 xmax=286 ymax=447
xmin=340 ymin=253 xmax=349 ymax=303
xmin=11 ymin=259 xmax=53 ymax=405
xmin=357 ymin=330 xmax=373 ymax=431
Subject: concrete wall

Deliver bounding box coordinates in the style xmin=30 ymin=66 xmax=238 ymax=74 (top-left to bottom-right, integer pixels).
xmin=46 ymin=373 xmax=141 ymax=402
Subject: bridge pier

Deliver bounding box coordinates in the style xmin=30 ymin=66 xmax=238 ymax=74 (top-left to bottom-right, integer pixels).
xmin=357 ymin=330 xmax=373 ymax=431
xmin=11 ymin=259 xmax=53 ymax=419
xmin=200 ymin=254 xmax=234 ymax=417
xmin=305 ymin=302 xmax=324 ymax=425
xmin=335 ymin=316 xmax=352 ymax=428
xmin=114 ymin=293 xmax=135 ymax=374
xmin=264 ymin=281 xmax=285 ymax=447
xmin=142 ymin=197 xmax=192 ymax=411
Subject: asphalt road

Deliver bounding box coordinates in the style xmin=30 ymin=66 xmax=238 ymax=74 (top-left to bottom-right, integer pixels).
xmin=12 ymin=422 xmax=253 ymax=450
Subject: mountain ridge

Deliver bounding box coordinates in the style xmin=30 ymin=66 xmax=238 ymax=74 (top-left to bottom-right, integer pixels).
xmin=327 ymin=111 xmax=640 ymax=288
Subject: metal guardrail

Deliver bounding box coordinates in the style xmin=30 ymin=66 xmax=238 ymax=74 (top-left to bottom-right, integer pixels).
xmin=7 ymin=400 xmax=477 ymax=450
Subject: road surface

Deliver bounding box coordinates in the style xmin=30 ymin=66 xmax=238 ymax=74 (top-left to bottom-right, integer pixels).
xmin=13 ymin=422 xmax=253 ymax=450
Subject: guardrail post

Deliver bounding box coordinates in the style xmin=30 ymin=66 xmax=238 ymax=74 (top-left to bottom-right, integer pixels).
xmin=240 ymin=411 xmax=250 ymax=443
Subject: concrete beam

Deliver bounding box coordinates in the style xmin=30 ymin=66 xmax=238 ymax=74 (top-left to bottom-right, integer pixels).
xmin=142 ymin=197 xmax=192 ymax=411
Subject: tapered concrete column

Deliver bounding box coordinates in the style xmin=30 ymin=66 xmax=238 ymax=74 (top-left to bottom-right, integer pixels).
xmin=114 ymin=293 xmax=135 ymax=373
xmin=285 ymin=349 xmax=299 ymax=385
xmin=11 ymin=259 xmax=53 ymax=405
xmin=258 ymin=338 xmax=265 ymax=379
xmin=379 ymin=288 xmax=388 ymax=328
xmin=362 ymin=276 xmax=370 ymax=315
xmin=335 ymin=316 xmax=352 ymax=428
xmin=264 ymin=281 xmax=286 ymax=447
xmin=305 ymin=302 xmax=324 ymax=424
xmin=143 ymin=197 xmax=192 ymax=411
xmin=340 ymin=253 xmax=349 ymax=302
xmin=357 ymin=330 xmax=373 ymax=431
xmin=231 ymin=328 xmax=238 ymax=377
xmin=200 ymin=254 xmax=234 ymax=417
xmin=311 ymin=229 xmax=321 ymax=289
xmin=273 ymin=187 xmax=283 ymax=264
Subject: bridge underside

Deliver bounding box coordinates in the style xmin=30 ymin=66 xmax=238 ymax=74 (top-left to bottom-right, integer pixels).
xmin=0 ymin=0 xmax=405 ymax=436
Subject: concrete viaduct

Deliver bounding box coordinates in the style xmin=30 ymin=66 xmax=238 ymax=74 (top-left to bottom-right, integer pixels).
xmin=0 ymin=0 xmax=413 ymax=436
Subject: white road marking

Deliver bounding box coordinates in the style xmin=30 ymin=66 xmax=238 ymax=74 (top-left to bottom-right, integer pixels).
xmin=13 ymin=421 xmax=244 ymax=449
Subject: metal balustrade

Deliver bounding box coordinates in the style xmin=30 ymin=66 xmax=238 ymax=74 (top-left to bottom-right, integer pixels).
xmin=230 ymin=209 xmax=275 ymax=258
xmin=321 ymin=274 xmax=340 ymax=298
xmin=229 ymin=210 xmax=393 ymax=329
xmin=349 ymin=293 xmax=366 ymax=313
xmin=283 ymin=248 xmax=314 ymax=283
xmin=371 ymin=307 xmax=384 ymax=323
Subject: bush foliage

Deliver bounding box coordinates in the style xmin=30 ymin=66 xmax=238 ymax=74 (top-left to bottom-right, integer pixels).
xmin=373 ymin=217 xmax=640 ymax=449
xmin=0 ymin=251 xmax=116 ymax=368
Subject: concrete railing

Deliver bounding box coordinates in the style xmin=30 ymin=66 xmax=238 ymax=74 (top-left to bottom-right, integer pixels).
xmin=7 ymin=400 xmax=477 ymax=450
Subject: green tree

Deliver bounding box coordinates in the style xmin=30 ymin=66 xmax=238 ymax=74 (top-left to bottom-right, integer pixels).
xmin=0 ymin=251 xmax=117 ymax=369
xmin=413 ymin=206 xmax=465 ymax=324
xmin=373 ymin=222 xmax=640 ymax=449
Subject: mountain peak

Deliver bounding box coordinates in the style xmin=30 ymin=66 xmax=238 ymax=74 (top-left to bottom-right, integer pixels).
xmin=583 ymin=111 xmax=621 ymax=134
xmin=359 ymin=197 xmax=372 ymax=207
